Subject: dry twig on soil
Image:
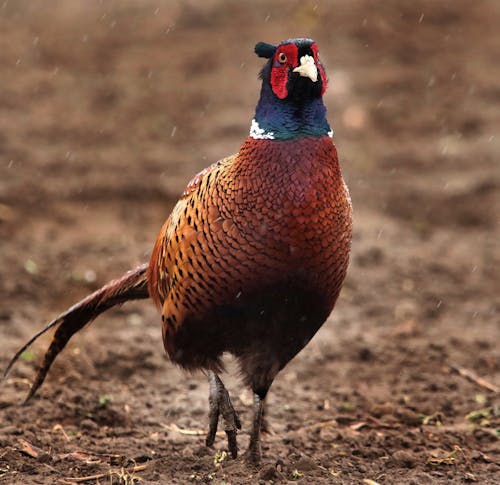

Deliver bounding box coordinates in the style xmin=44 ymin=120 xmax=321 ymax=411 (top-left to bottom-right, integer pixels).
xmin=447 ymin=363 xmax=499 ymax=393
xmin=61 ymin=464 xmax=148 ymax=484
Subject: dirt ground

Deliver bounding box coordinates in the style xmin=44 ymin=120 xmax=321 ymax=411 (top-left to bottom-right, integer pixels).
xmin=0 ymin=1 xmax=499 ymax=483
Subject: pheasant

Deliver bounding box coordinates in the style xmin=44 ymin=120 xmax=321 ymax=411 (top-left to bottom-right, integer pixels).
xmin=5 ymin=38 xmax=352 ymax=464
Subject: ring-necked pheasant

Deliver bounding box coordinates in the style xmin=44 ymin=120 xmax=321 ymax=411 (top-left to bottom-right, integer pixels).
xmin=5 ymin=38 xmax=352 ymax=464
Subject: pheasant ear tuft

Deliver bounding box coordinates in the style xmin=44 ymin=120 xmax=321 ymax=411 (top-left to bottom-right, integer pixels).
xmin=254 ymin=42 xmax=276 ymax=59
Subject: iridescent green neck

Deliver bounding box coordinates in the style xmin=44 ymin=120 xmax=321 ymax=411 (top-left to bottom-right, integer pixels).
xmin=250 ymin=82 xmax=332 ymax=141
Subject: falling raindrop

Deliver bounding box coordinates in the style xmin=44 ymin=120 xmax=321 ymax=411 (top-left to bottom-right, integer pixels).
xmin=84 ymin=270 xmax=97 ymax=283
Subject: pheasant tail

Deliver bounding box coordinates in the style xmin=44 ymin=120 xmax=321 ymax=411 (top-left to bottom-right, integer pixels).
xmin=3 ymin=263 xmax=149 ymax=403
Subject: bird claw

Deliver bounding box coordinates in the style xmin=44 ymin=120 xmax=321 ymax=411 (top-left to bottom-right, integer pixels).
xmin=244 ymin=392 xmax=265 ymax=465
xmin=206 ymin=373 xmax=241 ymax=458
xmin=243 ymin=443 xmax=262 ymax=466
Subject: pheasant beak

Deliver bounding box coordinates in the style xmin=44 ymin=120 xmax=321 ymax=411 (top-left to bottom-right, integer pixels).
xmin=292 ymin=55 xmax=318 ymax=82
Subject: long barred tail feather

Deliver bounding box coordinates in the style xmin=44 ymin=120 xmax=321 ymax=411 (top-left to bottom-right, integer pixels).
xmin=3 ymin=263 xmax=149 ymax=403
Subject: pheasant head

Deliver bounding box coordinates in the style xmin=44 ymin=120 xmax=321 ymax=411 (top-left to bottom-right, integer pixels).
xmin=251 ymin=38 xmax=331 ymax=140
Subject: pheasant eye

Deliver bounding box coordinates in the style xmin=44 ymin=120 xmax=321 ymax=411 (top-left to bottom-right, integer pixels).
xmin=278 ymin=52 xmax=287 ymax=64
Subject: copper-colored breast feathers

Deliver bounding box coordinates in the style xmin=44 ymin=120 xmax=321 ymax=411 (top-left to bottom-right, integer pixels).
xmin=148 ymin=136 xmax=352 ymax=368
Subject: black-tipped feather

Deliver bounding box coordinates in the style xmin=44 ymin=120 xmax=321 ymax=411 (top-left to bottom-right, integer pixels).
xmin=3 ymin=263 xmax=149 ymax=403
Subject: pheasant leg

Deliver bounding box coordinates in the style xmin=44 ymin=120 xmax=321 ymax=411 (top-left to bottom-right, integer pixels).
xmin=260 ymin=399 xmax=271 ymax=434
xmin=245 ymin=393 xmax=265 ymax=464
xmin=205 ymin=371 xmax=241 ymax=458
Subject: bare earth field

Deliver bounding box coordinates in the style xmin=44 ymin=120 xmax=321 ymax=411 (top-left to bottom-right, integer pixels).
xmin=0 ymin=1 xmax=499 ymax=483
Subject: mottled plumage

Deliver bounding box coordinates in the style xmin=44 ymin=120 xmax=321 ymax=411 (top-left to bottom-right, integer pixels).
xmin=148 ymin=136 xmax=351 ymax=392
xmin=5 ymin=38 xmax=352 ymax=464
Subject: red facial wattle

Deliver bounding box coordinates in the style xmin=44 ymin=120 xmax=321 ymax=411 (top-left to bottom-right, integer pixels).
xmin=270 ymin=44 xmax=298 ymax=99
xmin=311 ymin=43 xmax=327 ymax=95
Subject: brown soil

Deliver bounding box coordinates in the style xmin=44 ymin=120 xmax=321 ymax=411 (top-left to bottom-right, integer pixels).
xmin=1 ymin=1 xmax=499 ymax=483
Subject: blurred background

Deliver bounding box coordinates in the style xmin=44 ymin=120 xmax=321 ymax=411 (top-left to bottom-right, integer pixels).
xmin=0 ymin=1 xmax=498 ymax=483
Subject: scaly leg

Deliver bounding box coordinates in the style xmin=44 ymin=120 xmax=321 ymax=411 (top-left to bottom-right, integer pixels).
xmin=205 ymin=371 xmax=241 ymax=458
xmin=245 ymin=392 xmax=265 ymax=465
xmin=260 ymin=399 xmax=271 ymax=434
